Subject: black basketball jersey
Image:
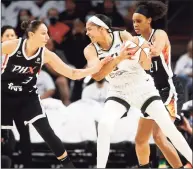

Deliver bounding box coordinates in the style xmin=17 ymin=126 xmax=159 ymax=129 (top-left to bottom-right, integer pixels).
xmin=1 ymin=38 xmax=44 ymax=95
xmin=145 ymin=29 xmax=174 ymax=91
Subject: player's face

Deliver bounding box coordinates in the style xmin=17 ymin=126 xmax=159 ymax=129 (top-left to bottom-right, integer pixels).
xmin=1 ymin=29 xmax=17 ymax=42
xmin=132 ymin=13 xmax=151 ymax=35
xmin=30 ymin=24 xmax=50 ymax=47
xmin=86 ymin=22 xmax=103 ymax=43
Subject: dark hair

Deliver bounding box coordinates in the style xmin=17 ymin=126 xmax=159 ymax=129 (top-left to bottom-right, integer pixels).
xmin=1 ymin=25 xmax=16 ymax=36
xmin=21 ymin=20 xmax=43 ymax=38
xmin=135 ymin=1 xmax=168 ymax=21
xmin=95 ymin=14 xmax=112 ymax=28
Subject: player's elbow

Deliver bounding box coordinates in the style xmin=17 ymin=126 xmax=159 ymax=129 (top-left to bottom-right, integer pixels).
xmin=71 ymin=74 xmax=78 ymax=80
xmin=143 ymin=65 xmax=151 ymax=70
xmin=140 ymin=61 xmax=151 ymax=70
xmin=71 ymin=71 xmax=83 ymax=80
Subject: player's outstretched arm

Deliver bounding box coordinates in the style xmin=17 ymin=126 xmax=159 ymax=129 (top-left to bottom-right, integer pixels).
xmin=44 ymin=48 xmax=112 ymax=80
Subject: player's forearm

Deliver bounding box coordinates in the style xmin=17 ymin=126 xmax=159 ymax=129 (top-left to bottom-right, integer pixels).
xmin=49 ymin=61 xmax=99 ymax=80
xmin=140 ymin=57 xmax=152 ymax=70
xmin=71 ymin=66 xmax=100 ymax=80
xmin=92 ymin=57 xmax=120 ymax=81
xmin=186 ymin=125 xmax=193 ymax=135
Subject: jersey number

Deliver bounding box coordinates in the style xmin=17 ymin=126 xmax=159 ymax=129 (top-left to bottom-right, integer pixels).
xmin=150 ymin=61 xmax=158 ymax=73
xmin=22 ymin=77 xmax=33 ymax=84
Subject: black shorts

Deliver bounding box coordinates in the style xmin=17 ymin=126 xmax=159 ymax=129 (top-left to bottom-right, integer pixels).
xmin=159 ymin=75 xmax=184 ymax=114
xmin=144 ymin=75 xmax=184 ymax=118
xmin=1 ymin=92 xmax=46 ymax=129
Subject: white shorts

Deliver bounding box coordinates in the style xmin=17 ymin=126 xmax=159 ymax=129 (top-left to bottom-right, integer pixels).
xmin=106 ymin=74 xmax=161 ymax=112
xmin=141 ymin=95 xmax=179 ymax=120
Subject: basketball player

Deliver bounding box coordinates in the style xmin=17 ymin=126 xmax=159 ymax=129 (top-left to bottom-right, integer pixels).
xmin=1 ymin=25 xmax=32 ymax=167
xmin=132 ymin=1 xmax=185 ymax=168
xmin=1 ymin=20 xmax=111 ymax=168
xmin=84 ymin=14 xmax=192 ymax=168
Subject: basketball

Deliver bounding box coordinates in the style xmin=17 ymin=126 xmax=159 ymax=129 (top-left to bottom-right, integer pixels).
xmin=124 ymin=36 xmax=150 ymax=60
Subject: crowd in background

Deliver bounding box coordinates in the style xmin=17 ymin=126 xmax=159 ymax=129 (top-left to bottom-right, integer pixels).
xmin=1 ymin=0 xmax=192 ymax=168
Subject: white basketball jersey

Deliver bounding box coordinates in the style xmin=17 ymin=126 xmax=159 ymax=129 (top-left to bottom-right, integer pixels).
xmin=93 ymin=31 xmax=150 ymax=85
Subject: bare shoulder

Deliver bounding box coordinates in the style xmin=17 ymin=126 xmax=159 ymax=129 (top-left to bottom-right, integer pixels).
xmin=2 ymin=39 xmax=21 ymax=55
xmin=44 ymin=47 xmax=57 ymax=63
xmin=44 ymin=47 xmax=54 ymax=55
xmin=120 ymin=30 xmax=133 ymax=42
xmin=84 ymin=43 xmax=96 ymax=54
xmin=84 ymin=43 xmax=97 ymax=59
xmin=154 ymin=29 xmax=168 ymax=38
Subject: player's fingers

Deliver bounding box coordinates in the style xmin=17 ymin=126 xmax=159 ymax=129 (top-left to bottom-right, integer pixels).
xmin=101 ymin=56 xmax=113 ymax=64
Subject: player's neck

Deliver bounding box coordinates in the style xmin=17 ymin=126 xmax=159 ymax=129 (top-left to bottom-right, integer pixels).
xmin=97 ymin=33 xmax=113 ymax=50
xmin=141 ymin=27 xmax=153 ymax=41
xmin=25 ymin=39 xmax=40 ymax=57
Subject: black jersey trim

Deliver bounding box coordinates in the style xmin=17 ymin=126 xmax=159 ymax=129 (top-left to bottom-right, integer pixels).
xmin=92 ymin=43 xmax=98 ymax=56
xmin=105 ymin=96 xmax=130 ymax=118
xmin=105 ymin=96 xmax=130 ymax=112
xmin=141 ymin=96 xmax=161 ymax=113
xmin=148 ymin=29 xmax=156 ymax=43
xmin=96 ymin=31 xmax=115 ymax=52
xmin=119 ymin=31 xmax=123 ymax=43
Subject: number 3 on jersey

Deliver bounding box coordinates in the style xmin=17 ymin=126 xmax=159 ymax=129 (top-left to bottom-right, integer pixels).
xmin=150 ymin=60 xmax=158 ymax=73
xmin=22 ymin=76 xmax=33 ymax=84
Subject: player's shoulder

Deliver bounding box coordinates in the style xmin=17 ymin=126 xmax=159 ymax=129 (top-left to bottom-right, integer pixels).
xmin=119 ymin=30 xmax=133 ymax=42
xmin=44 ymin=47 xmax=56 ymax=56
xmin=84 ymin=43 xmax=97 ymax=56
xmin=155 ymin=29 xmax=168 ymax=37
xmin=84 ymin=43 xmax=95 ymax=51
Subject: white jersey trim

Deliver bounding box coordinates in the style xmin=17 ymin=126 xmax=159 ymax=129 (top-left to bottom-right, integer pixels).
xmin=8 ymin=37 xmax=22 ymax=57
xmin=41 ymin=47 xmax=45 ymax=67
xmin=1 ymin=54 xmax=10 ymax=74
xmin=160 ymin=52 xmax=177 ymax=105
xmin=24 ymin=95 xmax=46 ymax=125
xmin=22 ymin=39 xmax=41 ymax=60
xmin=1 ymin=126 xmax=13 ymax=129
xmin=147 ymin=29 xmax=155 ymax=42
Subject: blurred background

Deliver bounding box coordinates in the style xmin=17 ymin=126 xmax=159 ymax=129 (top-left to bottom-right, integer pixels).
xmin=1 ymin=0 xmax=193 ymax=168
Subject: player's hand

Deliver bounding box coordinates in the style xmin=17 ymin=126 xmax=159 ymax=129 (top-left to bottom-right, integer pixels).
xmin=149 ymin=44 xmax=158 ymax=57
xmin=178 ymin=116 xmax=192 ymax=134
xmin=119 ymin=42 xmax=135 ymax=60
xmin=93 ymin=56 xmax=113 ymax=73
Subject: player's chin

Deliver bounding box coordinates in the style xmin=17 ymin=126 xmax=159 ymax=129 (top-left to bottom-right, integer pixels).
xmin=40 ymin=42 xmax=47 ymax=47
xmin=90 ymin=38 xmax=96 ymax=43
xmin=134 ymin=29 xmax=141 ymax=35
